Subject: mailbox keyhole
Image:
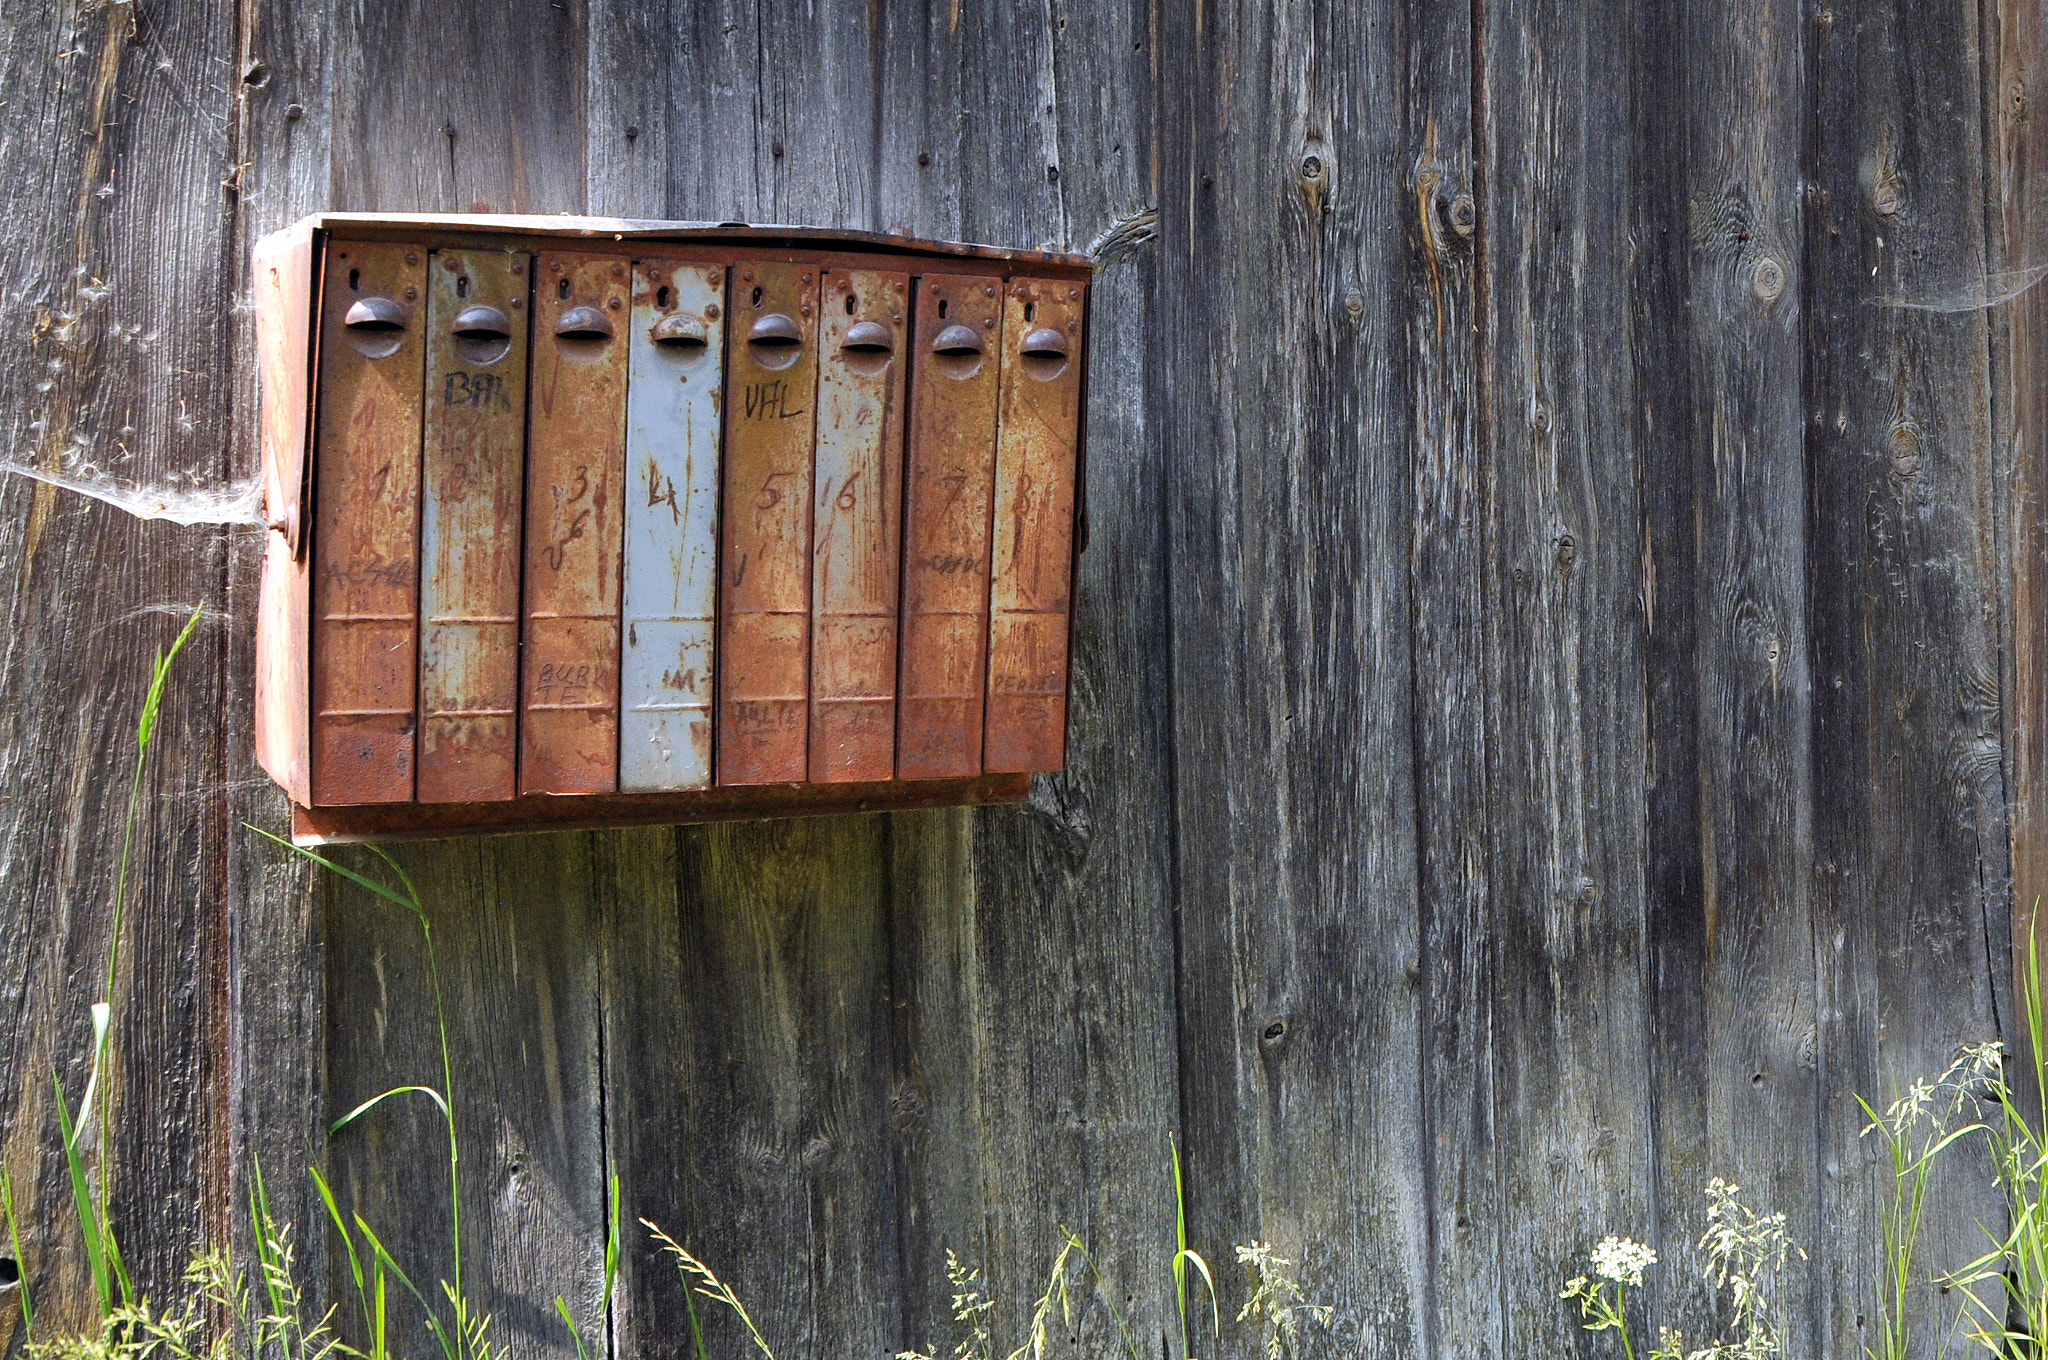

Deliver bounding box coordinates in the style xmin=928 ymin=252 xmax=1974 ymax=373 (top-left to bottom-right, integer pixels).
xmin=456 ymin=275 xmax=470 ymax=299
xmin=1024 ymin=301 xmax=1036 ymax=322
xmin=845 ymin=292 xmax=858 ymax=315
xmin=938 ymin=298 xmax=949 ymax=318
xmin=657 ymin=284 xmax=671 ymax=308
xmin=558 ymin=278 xmax=571 ymax=301
xmin=751 ymin=285 xmax=764 ymax=307
xmin=348 ymin=268 xmax=360 ymax=291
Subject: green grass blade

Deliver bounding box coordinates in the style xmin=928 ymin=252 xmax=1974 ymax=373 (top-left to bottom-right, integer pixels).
xmin=1175 ymin=1249 xmax=1219 ymax=1344
xmin=373 ymin=1253 xmax=388 ymax=1360
xmin=355 ymin=1213 xmax=458 ymax=1360
xmin=604 ymin=1171 xmax=621 ymax=1313
xmin=1171 ymin=1136 xmax=1191 ymax=1359
xmin=330 ymin=1085 xmax=451 ymax=1136
xmin=685 ymin=1284 xmax=708 ymax=1360
xmin=645 ymin=1219 xmax=776 ymax=1360
xmin=246 ymin=826 xmax=419 ymax=912
xmin=2 ymin=1164 xmax=33 ymax=1343
xmin=52 ymin=1071 xmax=111 ymax=1318
xmin=555 ymin=1296 xmax=591 ymax=1360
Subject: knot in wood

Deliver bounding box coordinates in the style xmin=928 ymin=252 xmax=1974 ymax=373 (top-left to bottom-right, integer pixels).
xmin=1449 ymin=195 xmax=1477 ymax=237
xmin=1752 ymin=255 xmax=1786 ymax=301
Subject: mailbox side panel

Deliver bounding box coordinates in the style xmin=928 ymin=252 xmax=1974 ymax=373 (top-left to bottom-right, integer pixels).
xmin=621 ymin=256 xmax=727 ymax=791
xmin=521 ymin=252 xmax=631 ymax=795
xmin=418 ymin=249 xmax=531 ymax=802
xmin=897 ymin=272 xmax=1006 ymax=780
xmin=310 ymin=240 xmax=427 ymax=806
xmin=984 ymin=277 xmax=1085 ymax=772
xmin=253 ymin=222 xmax=316 ymax=805
xmin=809 ymin=268 xmax=908 ymax=783
xmin=717 ymin=260 xmax=820 ymax=785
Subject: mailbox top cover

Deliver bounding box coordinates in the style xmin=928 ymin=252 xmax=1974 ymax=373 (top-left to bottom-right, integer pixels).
xmin=265 ymin=212 xmax=1094 ymax=270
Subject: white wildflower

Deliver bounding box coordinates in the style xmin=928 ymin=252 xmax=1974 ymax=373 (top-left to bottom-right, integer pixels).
xmin=1590 ymin=1235 xmax=1657 ymax=1288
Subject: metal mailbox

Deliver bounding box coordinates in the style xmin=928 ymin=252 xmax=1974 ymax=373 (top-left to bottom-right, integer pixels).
xmin=252 ymin=214 xmax=1091 ymax=842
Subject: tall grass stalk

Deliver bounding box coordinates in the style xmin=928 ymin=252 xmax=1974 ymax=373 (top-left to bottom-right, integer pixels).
xmin=250 ymin=828 xmax=494 ymax=1360
xmin=1946 ymin=920 xmax=2048 ymax=1355
xmin=647 ymin=1222 xmax=779 ymax=1360
xmin=1170 ymin=1136 xmax=1218 ymax=1360
xmin=52 ymin=605 xmax=205 ymax=1320
xmin=1857 ymin=1048 xmax=1991 ymax=1360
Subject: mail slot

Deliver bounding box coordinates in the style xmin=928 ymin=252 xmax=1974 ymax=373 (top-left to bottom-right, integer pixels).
xmin=252 ymin=214 xmax=1091 ymax=842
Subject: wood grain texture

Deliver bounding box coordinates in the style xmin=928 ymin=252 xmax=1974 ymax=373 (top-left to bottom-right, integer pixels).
xmin=587 ymin=13 xmax=908 ymax=1360
xmin=1477 ymin=1 xmax=1657 ymax=1356
xmin=0 ymin=0 xmax=240 ymax=1335
xmin=1647 ymin=4 xmax=1818 ymax=1349
xmin=0 ymin=3 xmax=2024 ymax=1360
xmin=1159 ymin=3 xmax=1431 ymax=1357
xmin=307 ymin=16 xmax=601 ymax=1360
xmin=879 ymin=3 xmax=1184 ymax=1355
xmin=1806 ymin=5 xmax=2011 ymax=1355
xmin=1406 ymin=0 xmax=1492 ymax=1354
xmin=323 ymin=841 xmax=605 ymax=1360
xmin=230 ymin=0 xmax=333 ymax=1303
xmin=1992 ymin=0 xmax=2048 ymax=1088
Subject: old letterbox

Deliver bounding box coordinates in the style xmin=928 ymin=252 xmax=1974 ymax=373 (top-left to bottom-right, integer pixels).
xmin=253 ymin=214 xmax=1090 ymax=842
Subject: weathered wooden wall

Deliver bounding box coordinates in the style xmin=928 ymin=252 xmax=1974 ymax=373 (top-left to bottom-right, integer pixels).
xmin=0 ymin=1 xmax=2036 ymax=1359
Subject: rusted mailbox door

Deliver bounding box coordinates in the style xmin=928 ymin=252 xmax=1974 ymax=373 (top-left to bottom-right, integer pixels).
xmin=253 ymin=215 xmax=1092 ymax=841
xmin=419 ymin=249 xmax=529 ymax=804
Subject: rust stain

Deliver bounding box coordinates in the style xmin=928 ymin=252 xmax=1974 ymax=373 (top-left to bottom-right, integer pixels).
xmin=899 ymin=272 xmax=1006 ymax=780
xmin=419 ymin=249 xmax=530 ymax=803
xmin=985 ymin=277 xmax=1084 ymax=773
xmin=310 ymin=242 xmax=427 ymax=805
xmin=719 ymin=261 xmax=820 ymax=784
xmin=521 ymin=252 xmax=629 ymax=795
xmin=810 ymin=268 xmax=908 ymax=782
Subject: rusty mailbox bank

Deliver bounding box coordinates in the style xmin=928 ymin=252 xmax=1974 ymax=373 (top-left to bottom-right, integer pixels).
xmin=252 ymin=214 xmax=1091 ymax=842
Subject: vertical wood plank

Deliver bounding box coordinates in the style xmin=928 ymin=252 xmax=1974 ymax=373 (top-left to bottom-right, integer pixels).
xmin=1475 ymin=0 xmax=1659 ymax=1353
xmin=587 ymin=11 xmax=906 ymax=1360
xmin=1805 ymin=4 xmax=2010 ymax=1355
xmin=315 ymin=14 xmax=602 ymax=1360
xmin=1647 ymin=0 xmax=1818 ymax=1345
xmin=0 ymin=0 xmax=240 ymax=1334
xmin=1991 ymin=0 xmax=2048 ymax=1063
xmin=323 ymin=842 xmax=605 ymax=1360
xmin=1158 ymin=1 xmax=1429 ymax=1355
xmin=1404 ymin=0 xmax=1491 ymax=1353
xmin=231 ymin=0 xmax=333 ymax=1304
xmin=878 ymin=1 xmax=1182 ymax=1355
